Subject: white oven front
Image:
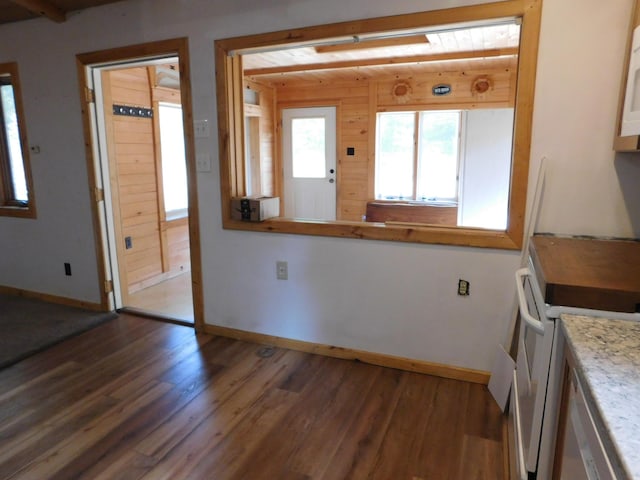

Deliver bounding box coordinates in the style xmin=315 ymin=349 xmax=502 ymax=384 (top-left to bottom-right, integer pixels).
xmin=512 ymin=264 xmax=557 ymax=479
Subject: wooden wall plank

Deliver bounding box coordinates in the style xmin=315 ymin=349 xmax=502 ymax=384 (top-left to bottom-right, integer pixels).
xmin=107 ymin=68 xmax=163 ymax=293
xmin=244 ymin=79 xmax=277 ymax=197
xmin=276 ymin=81 xmax=370 ymax=221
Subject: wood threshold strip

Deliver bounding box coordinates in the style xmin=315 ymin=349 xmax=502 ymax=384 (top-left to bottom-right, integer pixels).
xmin=0 ymin=285 xmax=104 ymax=312
xmin=203 ymin=323 xmax=491 ymax=384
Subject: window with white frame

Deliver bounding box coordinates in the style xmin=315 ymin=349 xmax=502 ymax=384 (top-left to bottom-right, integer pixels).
xmin=375 ymin=110 xmax=461 ymax=203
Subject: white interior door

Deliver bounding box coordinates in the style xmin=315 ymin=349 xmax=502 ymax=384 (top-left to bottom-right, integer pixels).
xmin=282 ymin=107 xmax=336 ymax=220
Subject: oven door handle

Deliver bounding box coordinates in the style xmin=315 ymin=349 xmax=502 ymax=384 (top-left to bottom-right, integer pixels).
xmin=515 ymin=268 xmax=545 ymax=335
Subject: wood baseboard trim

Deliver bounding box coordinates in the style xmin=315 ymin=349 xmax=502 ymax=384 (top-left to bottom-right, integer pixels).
xmin=203 ymin=324 xmax=490 ymax=384
xmin=0 ymin=285 xmax=105 ymax=312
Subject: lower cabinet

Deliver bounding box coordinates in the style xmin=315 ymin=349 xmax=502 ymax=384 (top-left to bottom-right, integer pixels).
xmin=552 ymin=348 xmax=616 ymax=480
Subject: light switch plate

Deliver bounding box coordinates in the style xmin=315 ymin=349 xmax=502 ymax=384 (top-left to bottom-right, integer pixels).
xmin=194 ymin=120 xmax=210 ymax=138
xmin=196 ymin=153 xmax=211 ymax=172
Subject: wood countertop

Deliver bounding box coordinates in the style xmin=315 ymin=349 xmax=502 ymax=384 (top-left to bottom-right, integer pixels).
xmin=530 ymin=235 xmax=640 ymax=312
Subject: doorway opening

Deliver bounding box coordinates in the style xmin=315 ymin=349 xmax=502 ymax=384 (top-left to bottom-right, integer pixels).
xmin=77 ymin=40 xmax=203 ymax=329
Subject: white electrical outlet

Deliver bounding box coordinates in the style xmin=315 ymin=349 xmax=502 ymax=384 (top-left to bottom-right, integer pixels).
xmin=276 ymin=261 xmax=288 ymax=280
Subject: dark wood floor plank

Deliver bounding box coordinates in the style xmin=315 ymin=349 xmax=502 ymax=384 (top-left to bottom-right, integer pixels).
xmin=70 ymin=337 xmax=246 ymax=479
xmin=183 ymin=386 xmax=299 ymax=479
xmin=0 ymin=394 xmax=119 ymax=479
xmin=228 ymin=355 xmax=352 ymax=479
xmin=318 ymin=367 xmax=406 ymax=480
xmin=136 ymin=348 xmax=309 ymax=480
xmin=0 ymin=322 xmax=199 ymax=451
xmin=0 ymin=314 xmax=506 ymax=479
xmin=10 ymin=380 xmax=174 ymax=479
xmin=367 ymin=371 xmax=445 ymax=480
xmin=0 ymin=315 xmax=155 ymax=388
xmin=284 ymin=362 xmax=382 ymax=478
xmin=405 ymin=377 xmax=471 ymax=480
xmin=133 ymin=342 xmax=286 ymax=463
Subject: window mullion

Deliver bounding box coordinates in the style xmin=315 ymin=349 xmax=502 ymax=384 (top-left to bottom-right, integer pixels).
xmin=412 ymin=112 xmax=419 ymax=200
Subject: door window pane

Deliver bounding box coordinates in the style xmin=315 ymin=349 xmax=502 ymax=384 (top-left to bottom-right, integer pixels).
xmin=292 ymin=117 xmax=325 ymax=178
xmin=375 ymin=112 xmax=415 ymax=199
xmin=417 ymin=111 xmax=459 ymax=201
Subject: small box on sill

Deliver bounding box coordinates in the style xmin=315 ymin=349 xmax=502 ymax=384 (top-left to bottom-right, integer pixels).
xmin=231 ymin=196 xmax=280 ymax=222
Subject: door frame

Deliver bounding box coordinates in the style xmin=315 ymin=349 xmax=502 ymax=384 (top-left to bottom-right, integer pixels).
xmin=76 ymin=38 xmax=205 ymax=331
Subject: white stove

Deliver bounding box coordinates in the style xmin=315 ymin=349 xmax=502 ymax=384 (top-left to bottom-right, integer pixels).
xmin=510 ymin=236 xmax=640 ymax=480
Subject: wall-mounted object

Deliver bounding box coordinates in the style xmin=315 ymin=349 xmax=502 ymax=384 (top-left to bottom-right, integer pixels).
xmin=112 ymin=104 xmax=153 ymax=118
xmin=432 ymin=84 xmax=452 ymax=96
xmin=471 ymin=76 xmax=492 ymax=95
xmin=391 ymin=80 xmax=412 ymax=103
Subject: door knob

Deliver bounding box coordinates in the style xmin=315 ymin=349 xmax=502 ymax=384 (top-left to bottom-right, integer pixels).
xmin=329 ymin=178 xmax=335 ymax=183
xmin=329 ymin=169 xmax=335 ymax=174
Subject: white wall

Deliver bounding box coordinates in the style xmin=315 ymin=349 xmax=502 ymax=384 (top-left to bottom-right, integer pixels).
xmin=530 ymin=0 xmax=639 ymax=237
xmin=0 ymin=0 xmax=637 ymax=372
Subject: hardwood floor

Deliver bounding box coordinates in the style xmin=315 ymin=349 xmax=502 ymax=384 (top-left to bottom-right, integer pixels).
xmin=127 ymin=272 xmax=194 ymax=323
xmin=0 ymin=314 xmax=506 ymax=479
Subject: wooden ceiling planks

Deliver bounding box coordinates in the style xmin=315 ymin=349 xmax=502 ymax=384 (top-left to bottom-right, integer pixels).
xmin=0 ymin=0 xmax=122 ymax=24
xmin=242 ymin=22 xmax=520 ymax=85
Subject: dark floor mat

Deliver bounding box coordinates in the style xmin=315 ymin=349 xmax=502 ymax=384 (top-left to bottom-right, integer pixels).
xmin=0 ymin=294 xmax=117 ymax=369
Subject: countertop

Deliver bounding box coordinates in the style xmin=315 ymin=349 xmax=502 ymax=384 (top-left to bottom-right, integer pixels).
xmin=561 ymin=314 xmax=640 ymax=480
xmin=530 ymin=235 xmax=640 ymax=312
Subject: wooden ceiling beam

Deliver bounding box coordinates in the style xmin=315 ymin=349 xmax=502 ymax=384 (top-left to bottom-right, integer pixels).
xmin=244 ymin=47 xmax=518 ymax=77
xmin=10 ymin=0 xmax=66 ymax=23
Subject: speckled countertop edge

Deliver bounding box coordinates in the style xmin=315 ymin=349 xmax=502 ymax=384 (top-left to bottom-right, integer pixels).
xmin=561 ymin=314 xmax=640 ymax=480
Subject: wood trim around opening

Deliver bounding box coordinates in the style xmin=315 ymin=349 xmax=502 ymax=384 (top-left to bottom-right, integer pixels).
xmin=76 ymin=38 xmax=205 ymax=332
xmin=203 ymin=323 xmax=491 ymax=384
xmin=215 ymin=0 xmax=542 ymax=250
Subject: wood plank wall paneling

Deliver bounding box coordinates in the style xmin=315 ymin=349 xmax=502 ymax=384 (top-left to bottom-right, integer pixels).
xmin=105 ymin=67 xmax=190 ymax=294
xmin=269 ymin=65 xmax=515 ymax=221
xmin=276 ymin=80 xmax=371 ymax=222
xmin=244 ymin=79 xmax=276 ymax=197
xmin=376 ymin=69 xmax=514 ymax=109
xmin=108 ymin=68 xmax=163 ymax=290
